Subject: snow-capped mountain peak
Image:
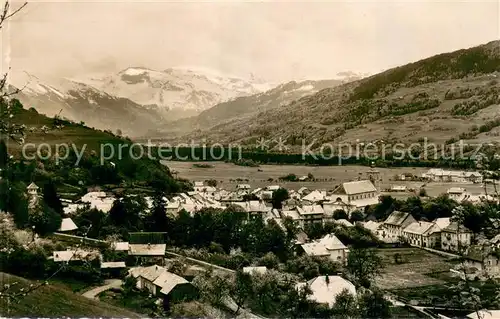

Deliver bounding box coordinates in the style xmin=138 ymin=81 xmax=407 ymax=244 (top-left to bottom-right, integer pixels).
xmin=73 ymin=66 xmax=273 ymax=113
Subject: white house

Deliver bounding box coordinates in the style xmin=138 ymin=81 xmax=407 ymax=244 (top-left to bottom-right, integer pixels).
xmin=302 ymin=190 xmax=326 ymax=203
xmin=128 ymin=243 xmax=166 ymax=257
xmin=242 ymin=266 xmax=268 ymax=275
xmin=447 ymin=187 xmax=467 ymax=201
xmin=422 ymin=169 xmax=483 ymax=183
xmin=129 ymin=265 xmax=196 ymax=299
xmin=300 ymin=234 xmax=348 ymax=263
xmin=402 ymin=221 xmax=441 ymax=248
xmin=58 ymin=218 xmax=78 ymax=232
xmin=360 ymin=221 xmax=386 ymax=241
xmin=295 ymin=276 xmax=356 ymax=308
xmin=331 ymin=180 xmax=379 ymax=214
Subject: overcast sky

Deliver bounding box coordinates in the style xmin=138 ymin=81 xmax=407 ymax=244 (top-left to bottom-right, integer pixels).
xmin=3 ymin=0 xmax=500 ymax=82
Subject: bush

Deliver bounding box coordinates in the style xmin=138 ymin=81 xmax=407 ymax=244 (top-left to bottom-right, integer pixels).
xmin=258 ymin=252 xmax=280 ymax=269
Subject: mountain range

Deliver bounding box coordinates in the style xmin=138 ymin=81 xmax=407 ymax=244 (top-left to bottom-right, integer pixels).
xmin=154 ymin=40 xmax=500 ymax=150
xmin=8 ymin=68 xmax=367 ymax=137
xmin=73 ymin=66 xmax=274 ymax=117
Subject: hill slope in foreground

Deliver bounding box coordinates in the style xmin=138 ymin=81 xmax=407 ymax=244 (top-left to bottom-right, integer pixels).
xmin=170 ymin=40 xmax=500 ymax=150
xmin=6 ymin=102 xmax=125 ymax=156
xmin=0 ymin=272 xmax=140 ymax=317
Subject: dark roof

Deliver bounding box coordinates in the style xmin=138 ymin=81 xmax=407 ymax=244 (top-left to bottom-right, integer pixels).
xmin=384 ymin=211 xmax=411 ymax=226
xmin=442 ymin=222 xmax=472 ymax=233
xmin=129 ymin=232 xmax=167 ymax=244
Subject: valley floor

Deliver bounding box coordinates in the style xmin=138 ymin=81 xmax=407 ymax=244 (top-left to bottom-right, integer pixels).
xmin=164 ymin=161 xmax=495 ymax=198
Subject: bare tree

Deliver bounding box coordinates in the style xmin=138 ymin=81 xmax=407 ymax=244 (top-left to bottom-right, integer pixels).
xmin=0 ymin=1 xmax=28 ymax=144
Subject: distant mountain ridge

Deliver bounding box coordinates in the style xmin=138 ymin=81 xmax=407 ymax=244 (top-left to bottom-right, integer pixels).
xmin=8 ymin=72 xmax=166 ymax=136
xmin=73 ymin=66 xmax=274 ymax=117
xmin=144 ymin=72 xmax=368 ymax=138
xmin=155 ymin=40 xmax=500 ymax=149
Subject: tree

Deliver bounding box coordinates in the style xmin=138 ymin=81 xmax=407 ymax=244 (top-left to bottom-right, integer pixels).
xmin=28 ymin=203 xmax=62 ymax=235
xmin=346 ymin=248 xmax=383 ymax=288
xmin=205 ymin=179 xmax=217 ymax=187
xmin=332 ymin=288 xmax=358 ymax=319
xmin=108 ymin=196 xmax=145 ymax=231
xmin=231 ymin=270 xmax=254 ymax=314
xmin=350 ymin=210 xmax=364 ymax=223
xmin=0 ymin=139 xmax=8 ymax=168
xmin=168 ymin=258 xmax=187 ymax=276
xmin=42 ymin=179 xmax=63 ymax=215
xmin=258 ymin=252 xmax=280 ymax=269
xmin=333 ymin=209 xmax=348 ymax=220
xmin=146 ymin=191 xmax=168 ymax=232
xmin=193 ymin=269 xmax=230 ymax=307
xmin=419 ymin=187 xmax=427 ymax=197
xmin=358 ymin=289 xmax=391 ymax=318
xmin=271 ymin=188 xmax=289 ymax=209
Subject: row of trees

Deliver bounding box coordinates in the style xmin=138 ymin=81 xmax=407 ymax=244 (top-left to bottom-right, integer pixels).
xmin=192 ymin=265 xmax=390 ymax=318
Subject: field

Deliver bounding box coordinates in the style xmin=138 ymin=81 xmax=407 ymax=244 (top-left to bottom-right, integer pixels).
xmin=0 ymin=272 xmax=141 ymax=317
xmin=164 ymin=161 xmax=494 ymax=197
xmin=376 ymin=248 xmax=456 ymax=290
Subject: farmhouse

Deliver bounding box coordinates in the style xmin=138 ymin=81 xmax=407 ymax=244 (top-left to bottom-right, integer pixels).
xmin=80 ymin=191 xmax=115 ymax=213
xmin=464 ymin=246 xmax=500 ymax=279
xmin=382 ymin=211 xmax=417 ymax=243
xmin=402 ymin=221 xmax=441 ymax=248
xmin=243 ymin=266 xmax=268 ymax=275
xmin=441 ymin=222 xmax=472 ymax=252
xmin=129 ymin=243 xmax=166 ymax=257
xmin=390 ymin=185 xmax=407 ymax=192
xmin=58 ymin=217 xmax=78 ymax=232
xmin=334 ymin=219 xmax=354 ymax=227
xmin=300 ymin=234 xmax=348 ymax=263
xmin=52 ymin=249 xmax=99 ymax=262
xmin=422 ymin=169 xmax=483 ymax=183
xmin=447 ymin=187 xmax=467 ymax=201
xmin=233 ymin=200 xmax=272 ymax=219
xmin=295 ymin=275 xmax=356 ymax=308
xmin=296 ymin=205 xmax=325 ymax=226
xmin=111 ymin=241 xmax=130 ymax=251
xmin=331 ymin=180 xmax=379 ymax=213
xmin=302 ymin=190 xmax=326 ymax=203
xmin=237 ymin=184 xmax=251 ymax=190
xmin=129 ymin=265 xmax=197 ymax=301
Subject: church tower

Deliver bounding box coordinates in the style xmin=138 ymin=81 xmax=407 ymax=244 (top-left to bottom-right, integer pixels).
xmin=366 ymin=162 xmax=381 ymax=191
xmin=26 ymin=182 xmax=40 ymax=210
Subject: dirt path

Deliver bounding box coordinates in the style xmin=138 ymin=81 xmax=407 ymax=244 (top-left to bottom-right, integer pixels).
xmin=82 ymin=279 xmax=123 ymax=300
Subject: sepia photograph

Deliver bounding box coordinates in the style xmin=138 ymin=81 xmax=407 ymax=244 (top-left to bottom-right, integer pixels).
xmin=0 ymin=0 xmax=499 ymax=317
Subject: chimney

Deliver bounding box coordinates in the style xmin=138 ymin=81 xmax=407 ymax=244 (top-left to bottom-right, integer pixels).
xmin=325 ymin=274 xmax=330 ymax=285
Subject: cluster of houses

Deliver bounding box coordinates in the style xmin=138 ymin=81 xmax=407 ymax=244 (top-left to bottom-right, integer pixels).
xmin=421 ymin=169 xmax=483 ymax=183
xmin=360 ymin=211 xmax=472 ymax=252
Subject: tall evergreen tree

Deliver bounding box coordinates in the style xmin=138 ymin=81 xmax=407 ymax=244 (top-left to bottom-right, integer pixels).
xmin=42 ymin=179 xmax=63 ymax=215
xmin=148 ymin=191 xmax=168 ymax=232
xmin=0 ymin=139 xmax=8 ymax=168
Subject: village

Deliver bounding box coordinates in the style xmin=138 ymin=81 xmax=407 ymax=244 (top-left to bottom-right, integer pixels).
xmin=9 ymin=164 xmax=500 ymax=318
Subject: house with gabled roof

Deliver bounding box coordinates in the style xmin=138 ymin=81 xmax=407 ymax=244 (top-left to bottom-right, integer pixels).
xmin=302 ymin=190 xmax=326 ymax=203
xmin=360 ymin=220 xmax=386 ymax=240
xmin=331 ymin=180 xmax=379 ymax=214
xmin=295 ymin=275 xmax=356 ymax=308
xmin=441 ymin=222 xmax=472 ymax=252
xmin=300 ymin=233 xmax=348 ymax=263
xmin=58 ymin=217 xmax=78 ymax=233
xmin=129 ymin=265 xmax=198 ymax=302
xmin=402 ymin=221 xmax=440 ymax=248
xmin=382 ymin=211 xmax=416 ymax=243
